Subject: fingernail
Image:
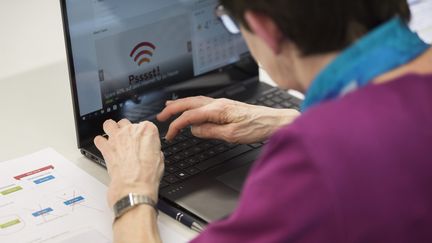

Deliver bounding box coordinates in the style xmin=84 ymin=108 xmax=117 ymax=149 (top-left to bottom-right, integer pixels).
xmin=191 ymin=126 xmax=201 ymax=135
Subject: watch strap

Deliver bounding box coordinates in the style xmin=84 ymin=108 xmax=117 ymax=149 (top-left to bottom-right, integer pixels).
xmin=113 ymin=193 xmax=158 ymax=220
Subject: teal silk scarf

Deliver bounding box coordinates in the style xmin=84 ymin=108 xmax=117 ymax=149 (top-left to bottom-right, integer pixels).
xmin=301 ymin=17 xmax=430 ymax=112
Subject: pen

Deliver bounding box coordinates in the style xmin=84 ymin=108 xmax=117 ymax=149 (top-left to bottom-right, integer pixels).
xmin=158 ymin=200 xmax=205 ymax=232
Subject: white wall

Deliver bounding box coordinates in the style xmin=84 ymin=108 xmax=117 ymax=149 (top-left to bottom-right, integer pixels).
xmin=0 ymin=0 xmax=66 ymax=80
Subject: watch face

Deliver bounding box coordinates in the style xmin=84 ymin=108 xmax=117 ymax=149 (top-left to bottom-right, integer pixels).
xmin=115 ymin=195 xmax=132 ymax=216
xmin=120 ymin=198 xmax=129 ymax=208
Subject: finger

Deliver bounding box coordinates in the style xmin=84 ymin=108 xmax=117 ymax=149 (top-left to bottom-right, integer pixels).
xmin=118 ymin=119 xmax=132 ymax=128
xmin=103 ymin=119 xmax=119 ymax=137
xmin=191 ymin=123 xmax=231 ymax=141
xmin=136 ymin=121 xmax=150 ymax=137
xmin=94 ymin=136 xmax=114 ymax=170
xmin=157 ymin=97 xmax=201 ymax=122
xmin=138 ymin=121 xmax=161 ymax=140
xmin=94 ymin=135 xmax=108 ymax=153
xmin=165 ymin=108 xmax=213 ymax=141
xmin=157 ymin=96 xmax=212 ymax=122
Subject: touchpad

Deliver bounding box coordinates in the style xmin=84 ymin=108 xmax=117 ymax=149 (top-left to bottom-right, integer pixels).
xmin=215 ymin=164 xmax=252 ymax=192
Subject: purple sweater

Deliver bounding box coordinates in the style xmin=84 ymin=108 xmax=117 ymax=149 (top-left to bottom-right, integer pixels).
xmin=191 ymin=74 xmax=432 ymax=243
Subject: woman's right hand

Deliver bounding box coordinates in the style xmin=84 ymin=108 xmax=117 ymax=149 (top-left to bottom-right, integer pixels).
xmin=157 ymin=96 xmax=300 ymax=144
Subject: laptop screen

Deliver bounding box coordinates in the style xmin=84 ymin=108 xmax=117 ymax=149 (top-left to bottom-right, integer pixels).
xmin=62 ymin=0 xmax=257 ymax=146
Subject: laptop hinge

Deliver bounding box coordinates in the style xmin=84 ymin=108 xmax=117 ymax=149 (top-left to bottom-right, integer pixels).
xmin=225 ymin=85 xmax=246 ymax=97
xmin=224 ymin=77 xmax=258 ymax=97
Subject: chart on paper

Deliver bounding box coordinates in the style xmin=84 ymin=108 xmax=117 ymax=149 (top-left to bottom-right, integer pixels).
xmin=0 ymin=149 xmax=113 ymax=243
xmin=0 ymin=148 xmax=189 ymax=243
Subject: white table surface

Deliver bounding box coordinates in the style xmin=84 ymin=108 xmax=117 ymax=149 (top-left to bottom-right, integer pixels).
xmin=0 ymin=0 xmax=431 ymax=241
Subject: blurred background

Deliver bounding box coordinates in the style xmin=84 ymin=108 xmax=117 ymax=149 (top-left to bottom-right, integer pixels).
xmin=0 ymin=0 xmax=431 ymax=83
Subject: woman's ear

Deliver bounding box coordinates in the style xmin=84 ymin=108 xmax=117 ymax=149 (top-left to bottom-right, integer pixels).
xmin=244 ymin=10 xmax=284 ymax=55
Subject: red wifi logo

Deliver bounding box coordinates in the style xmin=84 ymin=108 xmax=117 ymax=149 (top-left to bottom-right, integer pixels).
xmin=130 ymin=42 xmax=156 ymax=66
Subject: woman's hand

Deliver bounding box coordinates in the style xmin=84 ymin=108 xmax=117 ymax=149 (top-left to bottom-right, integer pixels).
xmin=157 ymin=96 xmax=300 ymax=144
xmin=94 ymin=119 xmax=164 ymax=207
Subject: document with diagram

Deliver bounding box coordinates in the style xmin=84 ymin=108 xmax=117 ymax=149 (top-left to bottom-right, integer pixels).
xmin=0 ymin=148 xmax=187 ymax=243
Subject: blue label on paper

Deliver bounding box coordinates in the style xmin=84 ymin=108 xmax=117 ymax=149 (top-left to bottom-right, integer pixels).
xmin=32 ymin=207 xmax=53 ymax=217
xmin=34 ymin=175 xmax=55 ymax=184
xmin=64 ymin=196 xmax=85 ymax=206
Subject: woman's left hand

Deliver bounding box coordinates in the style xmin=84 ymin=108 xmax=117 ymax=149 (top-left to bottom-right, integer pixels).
xmin=94 ymin=119 xmax=164 ymax=207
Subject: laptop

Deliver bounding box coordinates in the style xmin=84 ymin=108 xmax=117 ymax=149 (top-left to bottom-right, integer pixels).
xmin=60 ymin=0 xmax=301 ymax=224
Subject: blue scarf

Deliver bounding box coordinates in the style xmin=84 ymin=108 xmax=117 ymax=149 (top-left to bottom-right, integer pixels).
xmin=302 ymin=17 xmax=430 ymax=112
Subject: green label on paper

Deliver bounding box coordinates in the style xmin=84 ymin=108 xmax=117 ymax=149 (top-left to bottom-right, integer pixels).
xmin=0 ymin=186 xmax=23 ymax=195
xmin=0 ymin=219 xmax=21 ymax=229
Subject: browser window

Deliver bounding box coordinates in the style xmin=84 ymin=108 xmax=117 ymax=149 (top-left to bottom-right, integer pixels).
xmin=66 ymin=0 xmax=249 ymax=117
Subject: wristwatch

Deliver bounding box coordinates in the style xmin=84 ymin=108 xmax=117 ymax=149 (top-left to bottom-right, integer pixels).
xmin=113 ymin=193 xmax=158 ymax=221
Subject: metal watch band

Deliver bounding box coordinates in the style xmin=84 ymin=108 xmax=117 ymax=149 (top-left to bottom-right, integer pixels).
xmin=113 ymin=193 xmax=158 ymax=220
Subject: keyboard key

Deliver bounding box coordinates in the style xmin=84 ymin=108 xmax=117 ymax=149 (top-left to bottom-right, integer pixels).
xmin=189 ymin=146 xmax=203 ymax=155
xmin=271 ymin=97 xmax=283 ymax=103
xmin=171 ymin=146 xmax=182 ymax=153
xmin=166 ymin=166 xmax=179 ymax=174
xmin=274 ymin=90 xmax=284 ymax=95
xmin=226 ymin=143 xmax=238 ymax=149
xmin=266 ymin=93 xmax=275 ymax=99
xmin=173 ymin=135 xmax=188 ymax=143
xmin=183 ymin=129 xmax=193 ymax=137
xmin=175 ymin=171 xmax=191 ymax=180
xmin=172 ymin=154 xmax=184 ymax=162
xmin=197 ymin=143 xmax=211 ymax=150
xmin=263 ymin=100 xmax=276 ymax=107
xmin=160 ymin=181 xmax=169 ymax=189
xmin=186 ymin=167 xmax=200 ymax=176
xmin=204 ymin=150 xmax=217 ymax=158
xmin=214 ymin=144 xmax=230 ymax=153
xmin=206 ymin=140 xmax=221 ymax=146
xmin=177 ymin=161 xmax=192 ymax=169
xmin=165 ymin=158 xmax=174 ymax=165
xmin=181 ymin=150 xmax=194 ymax=158
xmin=185 ymin=157 xmax=199 ymax=165
xmin=277 ymin=92 xmax=293 ymax=100
xmin=196 ymin=145 xmax=253 ymax=171
xmin=281 ymin=101 xmax=294 ymax=108
xmin=201 ymin=142 xmax=214 ymax=150
xmin=164 ymin=175 xmax=180 ymax=184
xmin=178 ymin=141 xmax=193 ymax=149
xmin=249 ymin=143 xmax=263 ymax=149
xmin=163 ymin=150 xmax=173 ymax=158
xmin=161 ymin=140 xmax=170 ymax=149
xmin=190 ymin=138 xmax=202 ymax=144
xmin=196 ymin=153 xmax=209 ymax=162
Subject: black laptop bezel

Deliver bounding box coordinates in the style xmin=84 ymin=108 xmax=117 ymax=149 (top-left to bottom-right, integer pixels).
xmin=60 ymin=0 xmax=84 ymax=148
xmin=59 ymin=0 xmax=259 ymax=149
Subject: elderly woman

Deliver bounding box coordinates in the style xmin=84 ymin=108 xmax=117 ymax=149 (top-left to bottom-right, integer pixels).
xmin=94 ymin=0 xmax=432 ymax=242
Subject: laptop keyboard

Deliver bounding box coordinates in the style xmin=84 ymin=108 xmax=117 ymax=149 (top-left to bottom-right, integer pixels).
xmin=250 ymin=88 xmax=300 ymax=109
xmin=160 ymin=88 xmax=299 ymax=188
xmin=160 ymin=132 xmax=259 ymax=189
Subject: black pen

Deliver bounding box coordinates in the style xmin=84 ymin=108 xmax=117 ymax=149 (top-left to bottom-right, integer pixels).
xmin=158 ymin=200 xmax=205 ymax=232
